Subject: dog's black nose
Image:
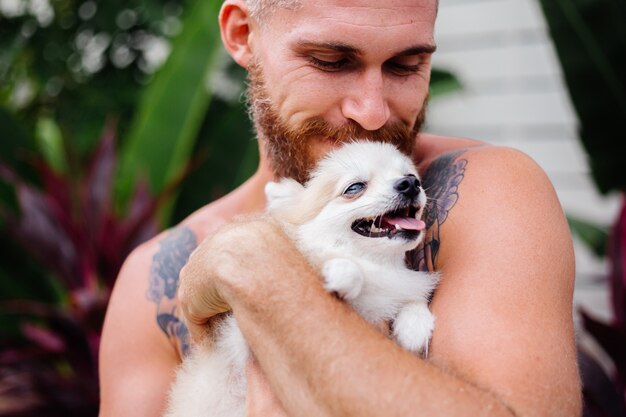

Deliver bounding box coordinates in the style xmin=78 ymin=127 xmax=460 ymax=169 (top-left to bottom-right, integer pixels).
xmin=394 ymin=175 xmax=421 ymax=199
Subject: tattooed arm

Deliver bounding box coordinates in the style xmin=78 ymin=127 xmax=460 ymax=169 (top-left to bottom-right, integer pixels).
xmin=99 ymin=227 xmax=197 ymax=417
xmin=146 ymin=227 xmax=197 ymax=358
xmin=408 ymin=149 xmax=468 ymax=274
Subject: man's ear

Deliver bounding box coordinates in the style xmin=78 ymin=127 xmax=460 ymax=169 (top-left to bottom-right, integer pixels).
xmin=219 ymin=0 xmax=254 ymax=67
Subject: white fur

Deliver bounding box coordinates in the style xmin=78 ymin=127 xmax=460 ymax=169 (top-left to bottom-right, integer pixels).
xmin=165 ymin=141 xmax=439 ymax=417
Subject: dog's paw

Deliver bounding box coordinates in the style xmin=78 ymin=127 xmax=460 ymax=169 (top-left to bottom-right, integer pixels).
xmin=393 ymin=302 xmax=435 ymax=356
xmin=322 ymin=259 xmax=364 ymax=301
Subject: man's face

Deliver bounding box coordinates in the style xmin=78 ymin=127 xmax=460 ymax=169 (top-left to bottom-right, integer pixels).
xmin=246 ymin=0 xmax=437 ymax=183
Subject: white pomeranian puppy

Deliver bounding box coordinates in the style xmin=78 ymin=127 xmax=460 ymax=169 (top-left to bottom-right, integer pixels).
xmin=164 ymin=141 xmax=439 ymax=417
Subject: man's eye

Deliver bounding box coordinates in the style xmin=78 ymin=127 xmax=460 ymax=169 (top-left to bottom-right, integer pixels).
xmin=310 ymin=56 xmax=349 ymax=71
xmin=386 ymin=62 xmax=420 ymax=76
xmin=343 ymin=182 xmax=367 ymax=195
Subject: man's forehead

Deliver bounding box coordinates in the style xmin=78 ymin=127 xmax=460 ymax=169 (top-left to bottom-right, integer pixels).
xmin=296 ymin=0 xmax=436 ymax=9
xmin=266 ymin=0 xmax=437 ymax=49
xmin=269 ymin=0 xmax=437 ymax=25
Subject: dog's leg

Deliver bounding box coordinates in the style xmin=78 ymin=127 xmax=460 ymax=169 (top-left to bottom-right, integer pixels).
xmin=393 ymin=301 xmax=435 ymax=356
xmin=322 ymin=258 xmax=364 ymax=301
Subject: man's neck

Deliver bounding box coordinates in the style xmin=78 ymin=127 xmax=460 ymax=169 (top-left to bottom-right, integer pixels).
xmin=229 ymin=156 xmax=275 ymax=214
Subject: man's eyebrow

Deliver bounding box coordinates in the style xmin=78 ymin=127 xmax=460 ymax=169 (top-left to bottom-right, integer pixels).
xmin=293 ymin=40 xmax=436 ymax=56
xmin=396 ymin=44 xmax=437 ymax=56
xmin=294 ymin=40 xmax=361 ymax=55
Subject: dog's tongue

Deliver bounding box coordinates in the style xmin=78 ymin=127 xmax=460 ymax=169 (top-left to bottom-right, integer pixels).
xmin=383 ymin=216 xmax=426 ymax=231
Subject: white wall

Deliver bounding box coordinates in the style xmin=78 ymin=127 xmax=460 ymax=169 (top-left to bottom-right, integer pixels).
xmin=426 ymin=0 xmax=621 ymax=325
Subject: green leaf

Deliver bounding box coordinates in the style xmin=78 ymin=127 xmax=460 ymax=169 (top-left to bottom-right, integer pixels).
xmin=538 ymin=0 xmax=626 ymax=194
xmin=430 ymin=68 xmax=462 ymax=98
xmin=115 ymin=0 xmax=223 ymax=216
xmin=35 ymin=117 xmax=68 ymax=174
xmin=170 ymin=97 xmax=257 ymax=225
xmin=567 ymin=215 xmax=609 ymax=259
xmin=0 ymin=106 xmax=39 ymax=184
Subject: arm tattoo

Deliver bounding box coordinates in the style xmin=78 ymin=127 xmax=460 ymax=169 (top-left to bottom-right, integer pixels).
xmin=408 ymin=150 xmax=468 ymax=273
xmin=147 ymin=226 xmax=197 ymax=357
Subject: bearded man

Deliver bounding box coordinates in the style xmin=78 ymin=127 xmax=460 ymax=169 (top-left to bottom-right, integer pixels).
xmin=99 ymin=1 xmax=582 ymax=416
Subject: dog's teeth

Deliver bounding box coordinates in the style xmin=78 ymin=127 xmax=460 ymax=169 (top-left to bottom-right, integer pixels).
xmin=395 ymin=224 xmax=401 ymax=230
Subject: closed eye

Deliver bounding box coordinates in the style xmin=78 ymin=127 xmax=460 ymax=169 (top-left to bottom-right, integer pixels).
xmin=309 ymin=56 xmax=351 ymax=71
xmin=385 ymin=61 xmax=420 ymax=76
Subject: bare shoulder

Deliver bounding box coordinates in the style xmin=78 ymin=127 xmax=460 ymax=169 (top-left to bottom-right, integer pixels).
xmin=100 ymin=203 xmax=235 ymax=415
xmin=103 ymin=226 xmax=200 ymax=358
xmin=436 ymin=145 xmax=572 ymax=265
xmin=99 ymin=225 xmax=201 ymax=416
xmin=416 ymin=144 xmax=581 ymax=416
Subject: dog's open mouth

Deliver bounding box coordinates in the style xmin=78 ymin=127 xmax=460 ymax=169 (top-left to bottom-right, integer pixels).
xmin=351 ymin=205 xmax=426 ymax=239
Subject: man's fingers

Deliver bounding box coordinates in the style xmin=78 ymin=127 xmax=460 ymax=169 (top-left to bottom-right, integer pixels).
xmin=178 ymin=245 xmax=232 ymax=344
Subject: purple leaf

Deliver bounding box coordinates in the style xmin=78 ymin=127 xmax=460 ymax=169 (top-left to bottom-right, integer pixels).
xmin=609 ymin=198 xmax=626 ymax=326
xmin=581 ymin=308 xmax=626 ymax=385
xmin=1 ymin=161 xmax=89 ymax=289
xmin=21 ymin=322 xmax=66 ymax=353
xmin=0 ymin=118 xmax=193 ymax=416
xmin=578 ymin=348 xmax=626 ymax=417
xmin=0 ymin=300 xmax=97 ymax=378
xmin=82 ymin=119 xmax=118 ymax=243
xmin=0 ymin=163 xmax=18 ymax=183
xmin=8 ymin=181 xmax=81 ymax=288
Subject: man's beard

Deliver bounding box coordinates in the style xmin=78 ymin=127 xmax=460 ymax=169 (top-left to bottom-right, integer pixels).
xmin=245 ymin=60 xmax=427 ymax=184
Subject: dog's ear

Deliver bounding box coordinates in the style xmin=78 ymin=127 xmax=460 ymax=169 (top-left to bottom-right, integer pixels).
xmin=265 ymin=178 xmax=306 ymax=221
xmin=265 ymin=178 xmax=303 ymax=202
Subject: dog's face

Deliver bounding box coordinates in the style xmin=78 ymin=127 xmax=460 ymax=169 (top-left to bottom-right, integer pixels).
xmin=266 ymin=141 xmax=428 ymax=255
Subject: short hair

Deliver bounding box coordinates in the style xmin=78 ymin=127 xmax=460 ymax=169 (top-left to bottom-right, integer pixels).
xmin=244 ymin=0 xmax=438 ymax=25
xmin=245 ymin=0 xmax=302 ymax=24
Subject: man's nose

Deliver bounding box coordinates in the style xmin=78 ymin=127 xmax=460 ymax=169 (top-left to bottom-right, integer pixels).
xmin=394 ymin=175 xmax=421 ymax=199
xmin=341 ymin=69 xmax=390 ymax=131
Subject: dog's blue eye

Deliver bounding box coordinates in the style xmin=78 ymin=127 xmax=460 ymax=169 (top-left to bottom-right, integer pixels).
xmin=344 ymin=182 xmax=366 ymax=195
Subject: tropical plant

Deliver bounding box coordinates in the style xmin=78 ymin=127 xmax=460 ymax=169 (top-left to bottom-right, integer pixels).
xmin=0 ymin=0 xmax=187 ymax=160
xmin=0 ymin=0 xmax=222 ymax=412
xmin=539 ymin=0 xmax=626 ymax=415
xmin=0 ymin=121 xmax=180 ymax=416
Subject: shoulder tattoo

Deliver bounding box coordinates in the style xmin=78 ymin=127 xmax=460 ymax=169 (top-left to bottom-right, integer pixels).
xmin=147 ymin=226 xmax=197 ymax=357
xmin=408 ymin=150 xmax=468 ymax=272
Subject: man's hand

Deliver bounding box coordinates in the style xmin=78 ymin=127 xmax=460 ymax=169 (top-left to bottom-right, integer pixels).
xmin=177 ymin=227 xmax=232 ymax=344
xmin=178 ymin=217 xmax=309 ymax=344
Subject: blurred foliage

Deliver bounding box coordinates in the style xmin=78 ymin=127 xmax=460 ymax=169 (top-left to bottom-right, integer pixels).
xmin=0 ymin=0 xmax=201 ymax=414
xmin=579 ymin=201 xmax=626 ymax=417
xmin=539 ymin=0 xmax=626 ymax=414
xmin=429 ymin=68 xmax=462 ymax=98
xmin=568 ymin=215 xmax=609 ymax=260
xmin=539 ymin=0 xmax=626 ymax=195
xmin=0 ymin=0 xmax=185 ymax=159
xmin=115 ymin=0 xmax=222 ymax=212
xmin=0 ymin=121 xmax=185 ymax=416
